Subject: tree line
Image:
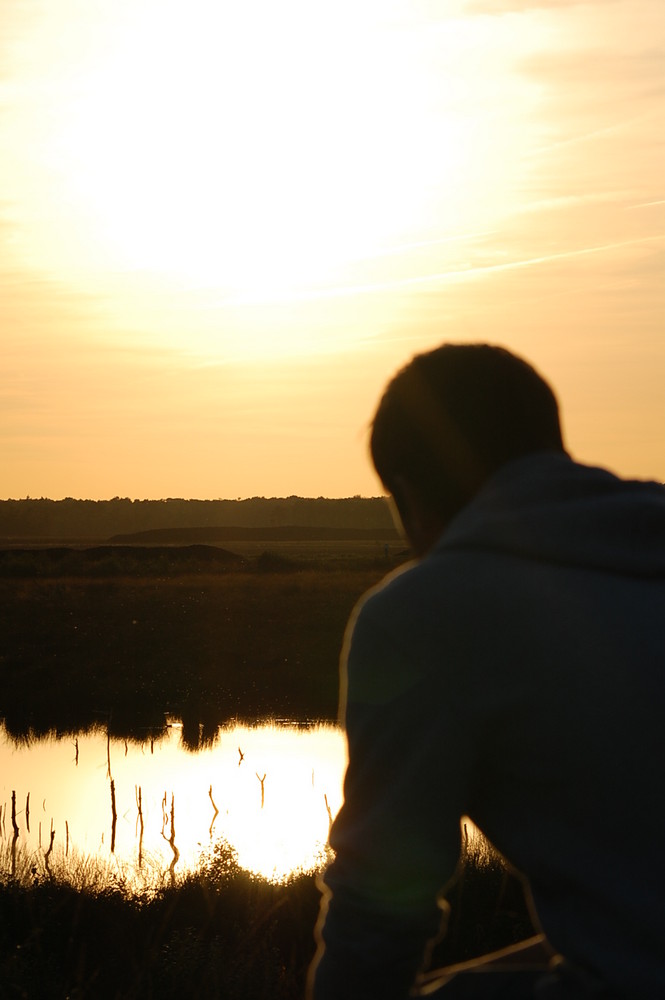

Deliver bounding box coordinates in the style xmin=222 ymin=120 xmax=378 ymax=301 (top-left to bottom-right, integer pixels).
xmin=0 ymin=496 xmax=394 ymax=541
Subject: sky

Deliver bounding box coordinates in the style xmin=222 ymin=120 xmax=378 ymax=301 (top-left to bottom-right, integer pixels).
xmin=1 ymin=0 xmax=663 ymax=500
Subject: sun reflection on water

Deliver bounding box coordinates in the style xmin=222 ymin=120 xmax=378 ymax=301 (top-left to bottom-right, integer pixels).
xmin=0 ymin=721 xmax=347 ymax=888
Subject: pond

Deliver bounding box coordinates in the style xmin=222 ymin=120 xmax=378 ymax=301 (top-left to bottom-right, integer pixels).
xmin=0 ymin=720 xmax=347 ymax=890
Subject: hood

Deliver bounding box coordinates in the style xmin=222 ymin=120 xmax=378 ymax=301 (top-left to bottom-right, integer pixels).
xmin=440 ymin=452 xmax=665 ymax=579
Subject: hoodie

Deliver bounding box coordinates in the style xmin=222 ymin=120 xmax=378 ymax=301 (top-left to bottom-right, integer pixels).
xmin=310 ymin=452 xmax=665 ymax=999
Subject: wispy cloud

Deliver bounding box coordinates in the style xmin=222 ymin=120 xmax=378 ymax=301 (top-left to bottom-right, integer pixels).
xmin=464 ymin=0 xmax=619 ymax=12
xmin=218 ymin=234 xmax=664 ymax=307
xmin=628 ymin=199 xmax=665 ymax=210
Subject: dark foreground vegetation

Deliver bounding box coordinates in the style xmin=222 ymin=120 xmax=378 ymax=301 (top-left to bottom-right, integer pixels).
xmin=1 ymin=840 xmax=322 ymax=1000
xmin=0 ymin=545 xmax=398 ymax=742
xmin=1 ymin=542 xmax=534 ymax=997
xmin=0 ymin=833 xmax=534 ymax=1000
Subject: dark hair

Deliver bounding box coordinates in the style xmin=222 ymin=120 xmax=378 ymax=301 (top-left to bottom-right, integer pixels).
xmin=370 ymin=343 xmax=565 ymax=520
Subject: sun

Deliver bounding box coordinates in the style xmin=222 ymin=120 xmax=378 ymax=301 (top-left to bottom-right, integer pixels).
xmin=4 ymin=1 xmax=533 ymax=360
xmin=37 ymin=3 xmax=487 ymax=297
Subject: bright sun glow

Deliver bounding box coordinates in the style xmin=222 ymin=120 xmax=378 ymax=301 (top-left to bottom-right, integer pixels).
xmin=33 ymin=6 xmax=507 ymax=278
xmin=4 ymin=0 xmax=536 ymax=360
xmin=48 ymin=2 xmax=476 ymax=298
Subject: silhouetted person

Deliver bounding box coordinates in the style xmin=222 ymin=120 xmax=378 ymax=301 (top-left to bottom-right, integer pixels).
xmin=308 ymin=344 xmax=665 ymax=999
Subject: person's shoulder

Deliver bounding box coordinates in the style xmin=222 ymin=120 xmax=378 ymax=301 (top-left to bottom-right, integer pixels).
xmin=355 ymin=555 xmax=432 ymax=612
xmin=351 ymin=545 xmax=468 ymax=633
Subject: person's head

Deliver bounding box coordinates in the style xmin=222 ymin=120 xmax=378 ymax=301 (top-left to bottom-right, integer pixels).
xmin=370 ymin=343 xmax=566 ymax=554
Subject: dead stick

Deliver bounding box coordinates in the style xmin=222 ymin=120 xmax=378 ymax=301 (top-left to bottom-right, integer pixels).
xmin=11 ymin=791 xmax=19 ymax=839
xmin=256 ymin=772 xmax=266 ymax=809
xmin=170 ymin=793 xmax=179 ymax=869
xmin=161 ymin=792 xmax=179 ymax=874
xmin=324 ymin=793 xmax=333 ymax=837
xmin=208 ymin=785 xmax=219 ymax=837
xmin=136 ymin=786 xmax=144 ymax=868
xmin=11 ymin=792 xmax=19 ymax=878
xmin=110 ymin=779 xmax=117 ymax=853
xmin=44 ymin=821 xmax=55 ymax=874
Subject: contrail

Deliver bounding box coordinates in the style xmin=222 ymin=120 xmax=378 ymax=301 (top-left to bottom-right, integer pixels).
xmin=354 ymin=230 xmax=496 ymax=260
xmin=629 ymin=199 xmax=665 ymax=210
xmin=532 ymin=112 xmax=655 ymax=155
xmin=223 ymin=233 xmax=664 ymax=307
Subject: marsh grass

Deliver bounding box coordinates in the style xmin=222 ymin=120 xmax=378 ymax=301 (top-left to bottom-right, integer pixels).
xmin=0 ymin=828 xmax=533 ymax=999
xmin=0 ymin=836 xmax=322 ymax=999
xmin=0 ymin=562 xmax=388 ymax=740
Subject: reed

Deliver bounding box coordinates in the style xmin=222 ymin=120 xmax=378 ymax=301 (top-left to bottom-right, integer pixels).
xmin=0 ymin=826 xmax=533 ymax=999
xmin=0 ymin=836 xmax=320 ymax=999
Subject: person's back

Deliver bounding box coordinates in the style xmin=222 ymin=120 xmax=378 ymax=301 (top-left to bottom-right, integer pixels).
xmin=308 ymin=345 xmax=665 ymax=999
xmin=358 ymin=453 xmax=665 ymax=994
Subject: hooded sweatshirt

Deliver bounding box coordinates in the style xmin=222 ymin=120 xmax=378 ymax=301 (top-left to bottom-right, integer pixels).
xmin=310 ymin=452 xmax=665 ymax=1000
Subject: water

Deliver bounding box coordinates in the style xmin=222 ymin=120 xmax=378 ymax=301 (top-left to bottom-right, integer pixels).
xmin=0 ymin=720 xmax=347 ymax=889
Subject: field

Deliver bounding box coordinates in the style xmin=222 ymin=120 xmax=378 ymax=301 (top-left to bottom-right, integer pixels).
xmin=0 ymin=543 xmax=534 ymax=997
xmin=0 ymin=542 xmax=398 ymax=741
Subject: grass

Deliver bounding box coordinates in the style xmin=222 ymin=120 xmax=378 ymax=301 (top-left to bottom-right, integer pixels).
xmin=0 ymin=838 xmax=323 ymax=999
xmin=0 ymin=830 xmax=533 ymax=999
xmin=0 ymin=555 xmax=394 ymax=741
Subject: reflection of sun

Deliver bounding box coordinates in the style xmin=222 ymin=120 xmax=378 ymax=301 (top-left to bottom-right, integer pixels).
xmin=211 ymin=724 xmax=345 ymax=882
xmin=0 ymin=722 xmax=346 ymax=889
xmin=132 ymin=723 xmax=346 ymax=884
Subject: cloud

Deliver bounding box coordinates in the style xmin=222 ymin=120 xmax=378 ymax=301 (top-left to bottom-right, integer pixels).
xmin=519 ymin=47 xmax=665 ymax=98
xmin=465 ymin=0 xmax=623 ymax=16
xmin=464 ymin=0 xmax=618 ymax=12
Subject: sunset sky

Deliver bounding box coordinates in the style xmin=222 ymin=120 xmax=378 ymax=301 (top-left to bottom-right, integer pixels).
xmin=1 ymin=0 xmax=663 ymax=500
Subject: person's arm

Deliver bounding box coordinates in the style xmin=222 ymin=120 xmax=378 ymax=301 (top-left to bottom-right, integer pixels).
xmin=308 ymin=592 xmax=471 ymax=1000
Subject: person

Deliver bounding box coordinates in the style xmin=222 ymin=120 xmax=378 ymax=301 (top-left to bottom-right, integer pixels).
xmin=307 ymin=343 xmax=665 ymax=999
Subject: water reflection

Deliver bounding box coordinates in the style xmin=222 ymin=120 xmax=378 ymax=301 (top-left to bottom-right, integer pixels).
xmin=0 ymin=720 xmax=346 ymax=888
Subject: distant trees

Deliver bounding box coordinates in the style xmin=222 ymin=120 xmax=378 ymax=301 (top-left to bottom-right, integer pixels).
xmin=0 ymin=496 xmax=394 ymax=541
